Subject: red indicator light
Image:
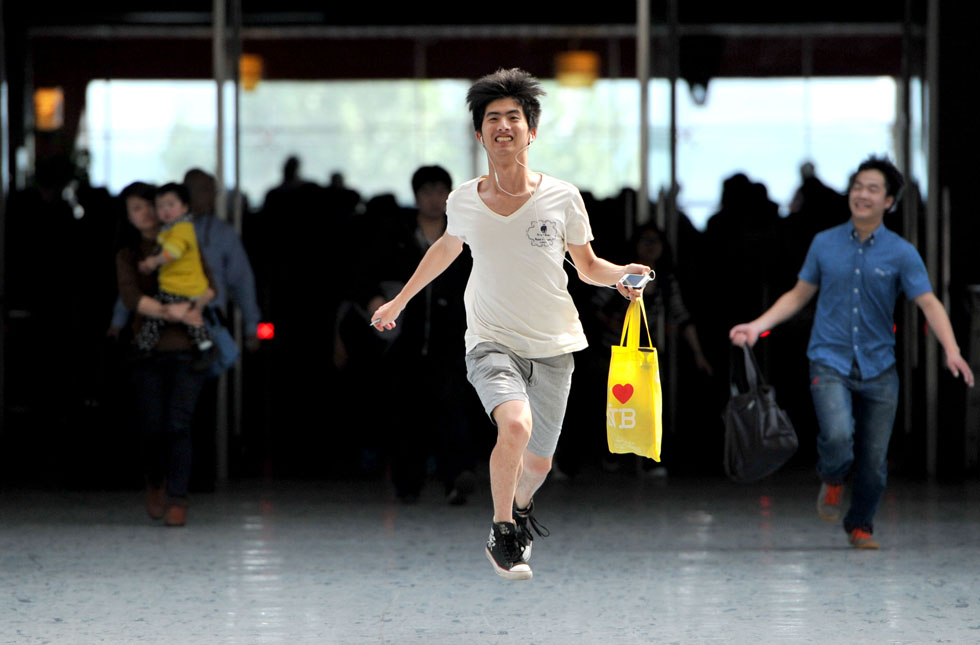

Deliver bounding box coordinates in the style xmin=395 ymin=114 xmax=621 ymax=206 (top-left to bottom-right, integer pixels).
xmin=759 ymin=330 xmax=771 ymax=338
xmin=257 ymin=322 xmax=275 ymax=340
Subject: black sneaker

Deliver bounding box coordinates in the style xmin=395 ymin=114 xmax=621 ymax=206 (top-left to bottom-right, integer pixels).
xmin=514 ymin=500 xmax=550 ymax=563
xmin=485 ymin=521 xmax=532 ymax=580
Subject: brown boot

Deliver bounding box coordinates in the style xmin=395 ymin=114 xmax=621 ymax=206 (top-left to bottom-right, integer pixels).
xmin=146 ymin=485 xmax=166 ymax=520
xmin=164 ymin=500 xmax=188 ymax=527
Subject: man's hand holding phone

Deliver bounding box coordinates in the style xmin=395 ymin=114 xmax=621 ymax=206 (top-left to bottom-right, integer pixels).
xmin=616 ymin=265 xmax=653 ymax=301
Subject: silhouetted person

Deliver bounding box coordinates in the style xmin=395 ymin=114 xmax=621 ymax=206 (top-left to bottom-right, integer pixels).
xmin=182 ymin=168 xmax=262 ymax=351
xmin=702 ymin=173 xmax=784 ymax=430
xmin=368 ymin=166 xmax=477 ymax=505
xmin=324 ymin=171 xmax=362 ymax=223
xmin=783 ymin=162 xmax=850 ymax=282
xmin=261 ymin=156 xmax=311 ymax=214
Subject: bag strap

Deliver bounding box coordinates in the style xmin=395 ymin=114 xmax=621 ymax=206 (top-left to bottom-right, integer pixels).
xmin=729 ymin=343 xmax=765 ymax=396
xmin=618 ymin=297 xmax=654 ymax=350
xmin=743 ymin=344 xmax=768 ymax=388
xmin=637 ymin=297 xmax=653 ymax=349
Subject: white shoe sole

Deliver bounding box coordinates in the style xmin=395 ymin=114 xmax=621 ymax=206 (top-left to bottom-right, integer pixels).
xmin=817 ymin=484 xmax=843 ymax=522
xmin=485 ymin=548 xmax=532 ymax=580
xmin=817 ymin=507 xmax=842 ymax=522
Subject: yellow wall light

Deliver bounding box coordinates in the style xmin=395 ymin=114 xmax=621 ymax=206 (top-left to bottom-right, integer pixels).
xmin=555 ymin=51 xmax=600 ymax=87
xmin=34 ymin=87 xmax=65 ymax=131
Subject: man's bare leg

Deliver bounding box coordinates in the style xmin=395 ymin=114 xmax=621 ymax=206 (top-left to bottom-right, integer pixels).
xmin=515 ymin=451 xmax=551 ymax=511
xmin=489 ymin=400 xmax=532 ymax=523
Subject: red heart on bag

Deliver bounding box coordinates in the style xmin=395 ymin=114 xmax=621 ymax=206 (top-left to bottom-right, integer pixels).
xmin=612 ymin=383 xmax=634 ymax=404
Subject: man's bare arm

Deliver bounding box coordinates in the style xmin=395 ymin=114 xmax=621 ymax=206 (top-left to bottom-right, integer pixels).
xmin=567 ymin=241 xmax=650 ymax=300
xmin=371 ymin=232 xmax=464 ymax=330
xmin=915 ymin=291 xmax=975 ymax=386
xmin=729 ymin=279 xmax=819 ymax=346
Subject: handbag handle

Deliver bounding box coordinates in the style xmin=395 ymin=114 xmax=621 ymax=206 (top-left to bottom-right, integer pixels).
xmin=730 ymin=344 xmax=767 ymax=396
xmin=744 ymin=344 xmax=770 ymax=388
xmin=619 ymin=297 xmax=654 ymax=350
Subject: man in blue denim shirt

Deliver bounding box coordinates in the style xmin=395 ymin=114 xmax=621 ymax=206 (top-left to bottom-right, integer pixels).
xmin=730 ymin=156 xmax=973 ymax=549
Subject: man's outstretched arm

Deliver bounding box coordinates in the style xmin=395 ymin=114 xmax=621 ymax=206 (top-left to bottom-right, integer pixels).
xmin=370 ymin=232 xmax=464 ymax=330
xmin=729 ymin=279 xmax=819 ymax=346
xmin=567 ymin=241 xmax=650 ymax=300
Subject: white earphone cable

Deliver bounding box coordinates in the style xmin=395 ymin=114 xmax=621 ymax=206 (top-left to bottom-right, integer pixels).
xmin=480 ymin=138 xmax=653 ymax=293
xmin=482 ymin=139 xmax=533 ymax=198
xmin=528 ymin=196 xmax=654 ymax=291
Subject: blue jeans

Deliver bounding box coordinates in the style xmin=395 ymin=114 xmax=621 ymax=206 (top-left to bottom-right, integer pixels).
xmin=131 ymin=351 xmax=209 ymax=500
xmin=809 ymin=361 xmax=899 ymax=533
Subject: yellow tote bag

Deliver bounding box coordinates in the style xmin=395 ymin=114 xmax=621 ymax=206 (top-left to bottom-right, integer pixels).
xmin=606 ymin=297 xmax=663 ymax=461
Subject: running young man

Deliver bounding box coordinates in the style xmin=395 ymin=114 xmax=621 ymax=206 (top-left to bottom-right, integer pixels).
xmin=371 ymin=68 xmax=650 ymax=579
xmin=730 ymin=156 xmax=974 ymax=549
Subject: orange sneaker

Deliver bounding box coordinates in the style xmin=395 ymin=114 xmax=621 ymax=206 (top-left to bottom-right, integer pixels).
xmin=164 ymin=504 xmax=187 ymax=527
xmin=848 ymin=528 xmax=880 ymax=549
xmin=817 ymin=482 xmax=843 ymax=522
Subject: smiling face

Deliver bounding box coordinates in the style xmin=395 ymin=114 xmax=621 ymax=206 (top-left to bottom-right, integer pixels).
xmin=478 ymin=97 xmax=536 ymax=153
xmin=848 ymin=169 xmax=894 ymax=224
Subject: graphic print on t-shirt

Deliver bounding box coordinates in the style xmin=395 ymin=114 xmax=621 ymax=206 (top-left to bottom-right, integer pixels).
xmin=526 ymin=219 xmax=560 ymax=248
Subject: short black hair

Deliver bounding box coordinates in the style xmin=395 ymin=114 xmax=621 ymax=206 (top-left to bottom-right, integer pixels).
xmin=411 ymin=165 xmax=452 ymax=195
xmin=850 ymin=155 xmax=905 ymax=207
xmin=156 ymin=182 xmax=191 ymax=206
xmin=466 ymin=68 xmax=545 ymax=133
xmin=120 ymin=181 xmax=157 ymax=203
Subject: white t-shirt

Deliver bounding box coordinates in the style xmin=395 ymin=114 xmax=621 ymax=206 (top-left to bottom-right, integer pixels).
xmin=446 ymin=173 xmax=594 ymax=358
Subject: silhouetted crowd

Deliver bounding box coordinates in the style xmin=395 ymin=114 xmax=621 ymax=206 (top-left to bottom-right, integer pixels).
xmin=5 ymin=154 xmax=884 ymax=492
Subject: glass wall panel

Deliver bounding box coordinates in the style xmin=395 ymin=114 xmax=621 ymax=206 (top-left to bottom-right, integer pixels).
xmin=82 ymin=79 xmax=668 ymax=210
xmin=674 ymin=77 xmax=897 ymax=229
xmin=82 ymin=76 xmax=895 ymax=228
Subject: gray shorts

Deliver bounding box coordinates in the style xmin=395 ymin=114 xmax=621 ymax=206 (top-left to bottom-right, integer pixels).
xmin=464 ymin=342 xmax=575 ymax=459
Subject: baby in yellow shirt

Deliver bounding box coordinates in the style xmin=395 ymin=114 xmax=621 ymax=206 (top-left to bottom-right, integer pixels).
xmin=135 ymin=182 xmax=213 ymax=353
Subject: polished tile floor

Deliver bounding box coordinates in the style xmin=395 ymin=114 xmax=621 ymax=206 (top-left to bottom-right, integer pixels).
xmin=2 ymin=467 xmax=979 ymax=644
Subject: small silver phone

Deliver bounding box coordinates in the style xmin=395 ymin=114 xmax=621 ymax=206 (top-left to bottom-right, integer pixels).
xmin=620 ymin=272 xmax=653 ymax=289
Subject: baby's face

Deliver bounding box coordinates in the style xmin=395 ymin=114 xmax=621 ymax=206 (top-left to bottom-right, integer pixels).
xmin=155 ymin=192 xmax=188 ymax=224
